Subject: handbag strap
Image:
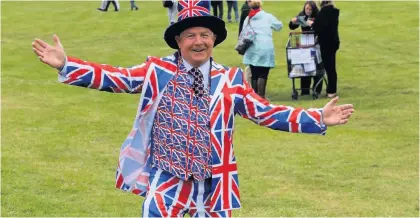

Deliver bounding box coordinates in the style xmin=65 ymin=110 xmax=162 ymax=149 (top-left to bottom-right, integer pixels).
xmin=247 ymin=18 xmax=255 ymax=33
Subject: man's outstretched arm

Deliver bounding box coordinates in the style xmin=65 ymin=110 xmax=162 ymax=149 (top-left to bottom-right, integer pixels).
xmin=32 ymin=34 xmax=147 ymax=93
xmin=236 ymin=72 xmax=354 ymax=134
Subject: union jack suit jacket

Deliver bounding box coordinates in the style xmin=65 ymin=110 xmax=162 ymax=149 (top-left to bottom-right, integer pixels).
xmin=58 ymin=52 xmax=327 ymax=212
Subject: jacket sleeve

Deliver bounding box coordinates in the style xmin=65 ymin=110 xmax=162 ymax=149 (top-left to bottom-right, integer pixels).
xmin=312 ymin=9 xmax=328 ymax=35
xmin=289 ymin=20 xmax=300 ymax=30
xmin=288 ymin=11 xmax=304 ymax=30
xmin=57 ymin=56 xmax=149 ymax=93
xmin=238 ymin=8 xmax=250 ymax=36
xmin=235 ymin=72 xmax=327 ymax=134
xmin=270 ymin=14 xmax=283 ymax=32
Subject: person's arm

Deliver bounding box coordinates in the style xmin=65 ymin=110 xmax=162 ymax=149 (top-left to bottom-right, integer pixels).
xmin=32 ymin=35 xmax=147 ymax=93
xmin=238 ymin=8 xmax=249 ymax=36
xmin=235 ymin=71 xmax=326 ymax=134
xmin=235 ymin=70 xmax=354 ymax=133
xmin=289 ymin=19 xmax=300 ymax=30
xmin=58 ymin=56 xmax=148 ymax=93
xmin=270 ymin=14 xmax=283 ymax=32
xmin=289 ymin=12 xmax=303 ymax=30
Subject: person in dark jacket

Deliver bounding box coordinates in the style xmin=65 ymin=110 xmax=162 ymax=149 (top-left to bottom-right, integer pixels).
xmin=307 ymin=0 xmax=340 ymax=98
xmin=238 ymin=0 xmax=250 ymax=36
xmin=289 ymin=1 xmax=322 ymax=96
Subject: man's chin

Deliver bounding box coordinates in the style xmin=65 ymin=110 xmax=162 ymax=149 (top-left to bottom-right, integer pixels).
xmin=190 ymin=58 xmax=208 ymax=67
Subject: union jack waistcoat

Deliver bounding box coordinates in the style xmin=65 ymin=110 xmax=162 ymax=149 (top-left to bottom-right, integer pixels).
xmin=58 ymin=52 xmax=327 ymax=212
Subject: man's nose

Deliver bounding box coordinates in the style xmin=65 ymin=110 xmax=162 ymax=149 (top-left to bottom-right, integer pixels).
xmin=193 ymin=36 xmax=205 ymax=44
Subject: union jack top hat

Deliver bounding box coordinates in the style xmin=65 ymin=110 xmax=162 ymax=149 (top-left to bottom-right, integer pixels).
xmin=164 ymin=0 xmax=227 ymax=49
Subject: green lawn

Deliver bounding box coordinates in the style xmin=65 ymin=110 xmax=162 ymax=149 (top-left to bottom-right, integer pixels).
xmin=2 ymin=1 xmax=418 ymax=217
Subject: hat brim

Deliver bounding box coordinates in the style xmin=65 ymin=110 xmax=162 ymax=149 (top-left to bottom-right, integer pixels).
xmin=164 ymin=16 xmax=227 ymax=49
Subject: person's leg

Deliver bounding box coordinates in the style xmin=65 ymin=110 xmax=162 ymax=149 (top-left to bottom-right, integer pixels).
xmin=227 ymin=1 xmax=233 ymax=22
xmin=244 ymin=65 xmax=252 ymax=85
xmin=249 ymin=65 xmax=258 ymax=92
xmin=98 ymin=0 xmax=109 ymax=11
xmin=256 ymin=66 xmax=270 ymax=98
xmin=110 ymin=0 xmax=119 ymax=11
xmin=168 ymin=4 xmax=178 ymax=25
xmin=218 ymin=2 xmax=224 ymax=20
xmin=188 ymin=178 xmax=232 ymax=218
xmin=328 ymin=50 xmax=337 ymax=94
xmin=211 ymin=1 xmax=218 ymax=17
xmin=321 ymin=48 xmax=337 ymax=95
xmin=142 ymin=168 xmax=192 ymax=217
xmin=300 ymin=77 xmax=311 ymax=95
xmin=233 ymin=0 xmax=239 ymax=22
xmin=130 ymin=0 xmax=138 ymax=10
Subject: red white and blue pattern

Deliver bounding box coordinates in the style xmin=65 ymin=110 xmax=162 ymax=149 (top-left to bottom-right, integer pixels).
xmin=178 ymin=0 xmax=210 ymax=21
xmin=58 ymin=52 xmax=327 ymax=212
xmin=151 ymin=60 xmax=212 ymax=181
xmin=142 ymin=167 xmax=231 ymax=217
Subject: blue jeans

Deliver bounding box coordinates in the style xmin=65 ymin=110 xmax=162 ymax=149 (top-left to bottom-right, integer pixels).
xmin=227 ymin=1 xmax=239 ymax=22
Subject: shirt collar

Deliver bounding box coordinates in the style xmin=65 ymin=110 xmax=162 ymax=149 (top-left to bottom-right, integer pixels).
xmin=182 ymin=57 xmax=211 ymax=75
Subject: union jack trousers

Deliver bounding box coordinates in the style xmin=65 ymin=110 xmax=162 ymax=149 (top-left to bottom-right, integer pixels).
xmin=142 ymin=167 xmax=231 ymax=217
xmin=58 ymin=52 xmax=327 ymax=212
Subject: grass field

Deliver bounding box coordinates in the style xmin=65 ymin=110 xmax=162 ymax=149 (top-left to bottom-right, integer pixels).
xmin=2 ymin=1 xmax=419 ymax=217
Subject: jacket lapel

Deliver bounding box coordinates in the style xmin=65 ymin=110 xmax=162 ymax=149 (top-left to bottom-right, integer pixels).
xmin=209 ymin=59 xmax=227 ymax=112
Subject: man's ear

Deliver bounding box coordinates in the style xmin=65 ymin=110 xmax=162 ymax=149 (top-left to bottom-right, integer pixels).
xmin=175 ymin=36 xmax=181 ymax=45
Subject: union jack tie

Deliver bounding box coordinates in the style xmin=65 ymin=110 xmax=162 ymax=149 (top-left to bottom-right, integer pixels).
xmin=189 ymin=68 xmax=205 ymax=97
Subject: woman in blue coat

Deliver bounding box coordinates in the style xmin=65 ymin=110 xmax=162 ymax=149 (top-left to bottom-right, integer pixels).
xmin=242 ymin=0 xmax=282 ymax=98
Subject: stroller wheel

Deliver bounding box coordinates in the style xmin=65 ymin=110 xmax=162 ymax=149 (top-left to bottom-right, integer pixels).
xmin=312 ymin=93 xmax=319 ymax=100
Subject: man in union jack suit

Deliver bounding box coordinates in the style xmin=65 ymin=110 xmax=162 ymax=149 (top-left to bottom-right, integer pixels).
xmin=32 ymin=0 xmax=354 ymax=216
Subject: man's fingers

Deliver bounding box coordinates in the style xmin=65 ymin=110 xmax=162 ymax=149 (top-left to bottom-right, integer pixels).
xmin=340 ymin=119 xmax=348 ymax=125
xmin=52 ymin=34 xmax=62 ymax=48
xmin=34 ymin=38 xmax=49 ymax=49
xmin=33 ymin=47 xmax=43 ymax=57
xmin=339 ymin=104 xmax=354 ymax=111
xmin=341 ymin=108 xmax=354 ymax=115
xmin=326 ymin=96 xmax=339 ymax=107
xmin=341 ymin=113 xmax=352 ymax=120
xmin=32 ymin=42 xmax=45 ymax=53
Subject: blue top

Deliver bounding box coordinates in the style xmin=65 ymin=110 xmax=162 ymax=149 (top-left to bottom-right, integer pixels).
xmin=242 ymin=10 xmax=283 ymax=68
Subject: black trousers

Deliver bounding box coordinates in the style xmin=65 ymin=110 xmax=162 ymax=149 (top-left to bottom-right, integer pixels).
xmin=210 ymin=1 xmax=223 ymax=19
xmin=321 ymin=47 xmax=338 ymax=94
xmin=104 ymin=0 xmax=119 ymax=11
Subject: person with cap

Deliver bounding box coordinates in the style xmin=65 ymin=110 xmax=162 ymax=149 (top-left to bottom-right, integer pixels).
xmin=31 ymin=0 xmax=354 ymax=216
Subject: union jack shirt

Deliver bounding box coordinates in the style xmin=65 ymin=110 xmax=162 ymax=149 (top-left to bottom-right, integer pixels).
xmin=58 ymin=52 xmax=327 ymax=212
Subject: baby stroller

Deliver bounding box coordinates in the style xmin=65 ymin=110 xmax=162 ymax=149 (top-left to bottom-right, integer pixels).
xmin=285 ymin=31 xmax=327 ymax=100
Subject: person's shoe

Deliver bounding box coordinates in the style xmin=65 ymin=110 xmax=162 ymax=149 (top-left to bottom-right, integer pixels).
xmin=327 ymin=93 xmax=337 ymax=98
xmin=97 ymin=8 xmax=107 ymax=12
xmin=228 ymin=20 xmax=232 ymax=23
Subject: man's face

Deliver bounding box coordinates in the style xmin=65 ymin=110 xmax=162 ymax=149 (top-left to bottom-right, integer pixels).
xmin=176 ymin=27 xmax=216 ymax=67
